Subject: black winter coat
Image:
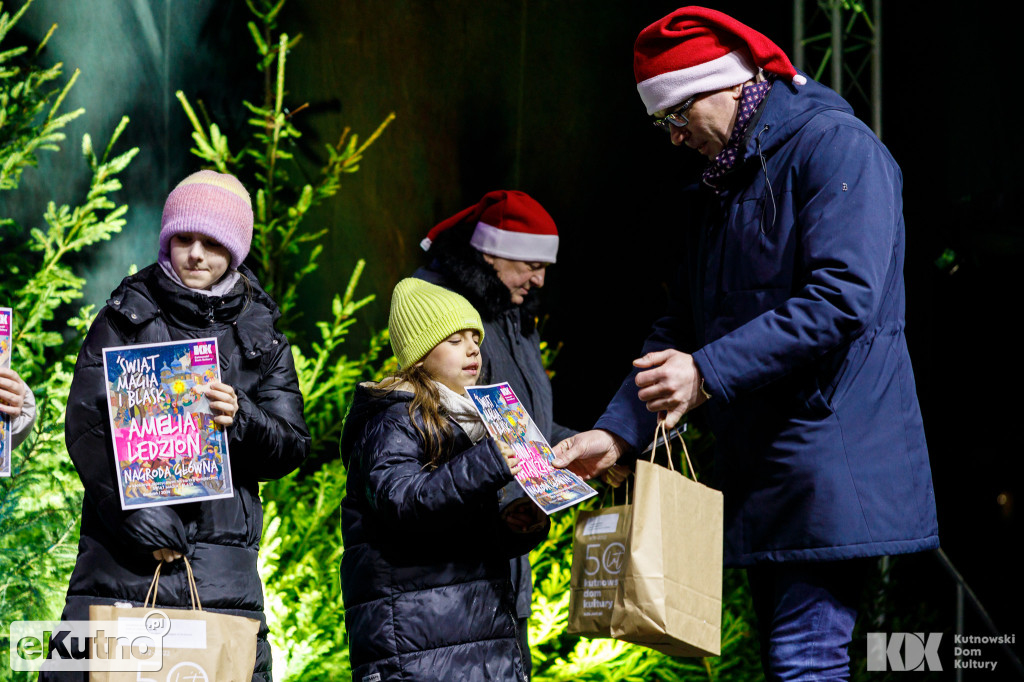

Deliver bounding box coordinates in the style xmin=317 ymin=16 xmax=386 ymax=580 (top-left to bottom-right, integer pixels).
xmin=340 ymin=383 xmax=541 ymax=682
xmin=50 ymin=264 xmax=309 ymax=682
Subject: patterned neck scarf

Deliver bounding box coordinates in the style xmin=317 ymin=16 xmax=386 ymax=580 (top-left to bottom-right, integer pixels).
xmin=702 ymin=79 xmax=772 ymax=189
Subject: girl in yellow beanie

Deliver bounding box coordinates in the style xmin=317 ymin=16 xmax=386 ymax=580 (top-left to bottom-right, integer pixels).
xmin=339 ymin=278 xmax=545 ymax=682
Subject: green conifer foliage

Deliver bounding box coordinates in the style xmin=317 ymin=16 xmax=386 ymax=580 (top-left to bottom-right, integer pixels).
xmin=0 ymin=0 xmax=137 ymax=671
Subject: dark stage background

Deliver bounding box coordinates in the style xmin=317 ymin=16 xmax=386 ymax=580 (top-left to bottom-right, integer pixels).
xmin=8 ymin=0 xmax=1022 ymax=664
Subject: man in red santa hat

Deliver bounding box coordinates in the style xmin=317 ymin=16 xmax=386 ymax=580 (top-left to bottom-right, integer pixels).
xmin=555 ymin=7 xmax=938 ymax=679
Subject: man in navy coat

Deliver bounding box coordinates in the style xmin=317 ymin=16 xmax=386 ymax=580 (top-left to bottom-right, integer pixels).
xmin=554 ymin=7 xmax=939 ymax=680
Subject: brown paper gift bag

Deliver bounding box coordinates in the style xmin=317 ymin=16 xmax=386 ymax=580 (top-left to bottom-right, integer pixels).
xmin=89 ymin=557 xmax=260 ymax=682
xmin=566 ymin=491 xmax=632 ymax=638
xmin=609 ymin=423 xmax=723 ymax=657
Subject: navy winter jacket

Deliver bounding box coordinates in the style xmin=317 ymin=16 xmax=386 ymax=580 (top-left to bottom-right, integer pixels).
xmin=596 ymin=76 xmax=939 ymax=565
xmin=340 ymin=383 xmax=539 ymax=682
xmin=50 ymin=264 xmax=309 ymax=682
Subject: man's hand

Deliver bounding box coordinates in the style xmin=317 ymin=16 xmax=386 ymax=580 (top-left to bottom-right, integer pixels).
xmin=551 ymin=429 xmax=628 ymax=481
xmin=633 ymin=349 xmax=707 ymax=429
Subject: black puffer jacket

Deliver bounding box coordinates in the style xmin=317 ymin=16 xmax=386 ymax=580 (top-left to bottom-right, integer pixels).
xmin=340 ymin=383 xmax=541 ymax=682
xmin=52 ymin=264 xmax=309 ymax=682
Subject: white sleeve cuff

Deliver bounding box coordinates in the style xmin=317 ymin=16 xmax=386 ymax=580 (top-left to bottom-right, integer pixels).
xmin=10 ymin=381 xmax=37 ymax=449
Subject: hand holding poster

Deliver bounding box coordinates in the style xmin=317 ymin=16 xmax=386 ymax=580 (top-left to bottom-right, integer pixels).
xmin=466 ymin=382 xmax=596 ymax=514
xmin=102 ymin=337 xmax=233 ymax=509
xmin=0 ymin=307 xmax=11 ymax=477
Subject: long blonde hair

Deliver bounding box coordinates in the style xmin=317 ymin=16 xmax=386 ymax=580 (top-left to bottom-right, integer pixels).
xmin=376 ymin=365 xmax=454 ymax=469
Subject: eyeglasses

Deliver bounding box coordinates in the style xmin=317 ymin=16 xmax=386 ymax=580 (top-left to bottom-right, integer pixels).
xmin=652 ymin=96 xmax=696 ymax=132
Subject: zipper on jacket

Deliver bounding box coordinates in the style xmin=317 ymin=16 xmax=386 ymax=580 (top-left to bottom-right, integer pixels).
xmin=507 ymin=600 xmax=529 ymax=682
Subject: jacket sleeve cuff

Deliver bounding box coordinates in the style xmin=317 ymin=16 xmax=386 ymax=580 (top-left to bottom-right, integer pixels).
xmin=97 ymin=492 xmax=189 ymax=553
xmin=495 ymin=514 xmax=550 ymax=558
xmin=497 ymin=479 xmax=527 ymax=513
xmin=692 ymin=348 xmax=727 ymax=405
xmin=594 ymin=368 xmax=659 ymax=453
xmin=10 ymin=381 xmax=37 ymax=449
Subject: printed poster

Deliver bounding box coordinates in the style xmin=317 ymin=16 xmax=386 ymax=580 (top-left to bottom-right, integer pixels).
xmin=102 ymin=337 xmax=233 ymax=509
xmin=466 ymin=382 xmax=596 ymax=514
xmin=0 ymin=307 xmax=11 ymax=477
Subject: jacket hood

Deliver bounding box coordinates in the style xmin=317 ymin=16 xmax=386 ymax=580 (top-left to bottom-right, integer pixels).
xmin=106 ymin=263 xmax=282 ymax=357
xmin=742 ymin=74 xmax=854 ymax=160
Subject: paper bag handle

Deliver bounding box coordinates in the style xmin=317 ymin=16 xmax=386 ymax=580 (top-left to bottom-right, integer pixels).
xmin=144 ymin=562 xmax=160 ymax=608
xmin=649 ymin=421 xmax=697 ymax=482
xmin=144 ymin=556 xmax=204 ymax=611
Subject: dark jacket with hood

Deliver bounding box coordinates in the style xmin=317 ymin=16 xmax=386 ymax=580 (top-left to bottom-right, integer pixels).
xmin=413 ymin=228 xmax=567 ymax=621
xmin=340 ymin=383 xmax=540 ymax=682
xmin=596 ymin=75 xmax=939 ymax=566
xmin=52 ymin=264 xmax=309 ymax=682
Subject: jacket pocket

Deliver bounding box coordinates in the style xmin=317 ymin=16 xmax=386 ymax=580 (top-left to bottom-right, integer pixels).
xmin=818 ymin=344 xmax=856 ymax=408
xmin=819 ymin=328 xmax=884 ymax=409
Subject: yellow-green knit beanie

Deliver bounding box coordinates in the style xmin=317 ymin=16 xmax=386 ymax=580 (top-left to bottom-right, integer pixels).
xmin=388 ymin=278 xmax=485 ymax=368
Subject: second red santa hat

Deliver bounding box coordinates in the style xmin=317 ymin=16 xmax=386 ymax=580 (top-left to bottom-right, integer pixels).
xmin=421 ymin=190 xmax=559 ymax=264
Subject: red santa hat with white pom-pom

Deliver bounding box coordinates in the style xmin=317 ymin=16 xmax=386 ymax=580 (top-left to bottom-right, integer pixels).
xmin=634 ymin=6 xmax=807 ymax=115
xmin=420 ymin=190 xmax=559 ymax=264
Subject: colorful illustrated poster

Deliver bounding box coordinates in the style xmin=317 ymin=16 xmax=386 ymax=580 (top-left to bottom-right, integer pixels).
xmin=102 ymin=337 xmax=232 ymax=509
xmin=0 ymin=307 xmax=11 ymax=477
xmin=466 ymin=382 xmax=596 ymax=514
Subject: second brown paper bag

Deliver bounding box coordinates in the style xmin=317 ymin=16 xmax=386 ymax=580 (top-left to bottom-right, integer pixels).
xmin=566 ymin=503 xmax=632 ymax=638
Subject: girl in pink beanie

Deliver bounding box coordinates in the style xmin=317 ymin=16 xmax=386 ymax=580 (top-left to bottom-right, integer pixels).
xmin=47 ymin=170 xmax=309 ymax=682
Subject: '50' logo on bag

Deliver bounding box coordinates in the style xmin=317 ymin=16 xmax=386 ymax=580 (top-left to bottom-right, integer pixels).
xmin=584 ymin=542 xmax=625 ymax=575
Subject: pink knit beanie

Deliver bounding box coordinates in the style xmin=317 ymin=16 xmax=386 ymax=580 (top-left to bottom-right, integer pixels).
xmin=159 ymin=170 xmax=254 ymax=269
